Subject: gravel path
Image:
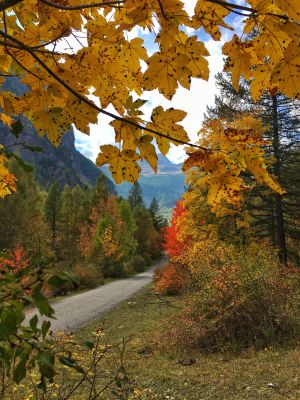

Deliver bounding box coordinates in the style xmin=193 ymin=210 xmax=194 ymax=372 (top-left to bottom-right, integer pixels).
xmin=25 ymin=255 xmax=166 ymax=332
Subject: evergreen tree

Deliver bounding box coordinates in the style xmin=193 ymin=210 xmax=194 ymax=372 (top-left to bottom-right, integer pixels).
xmin=44 ymin=182 xmax=61 ymax=255
xmin=206 ymin=73 xmax=300 ymax=264
xmin=149 ymin=197 xmax=167 ymax=231
xmin=92 ymin=174 xmax=110 ymax=205
xmin=128 ymin=182 xmax=145 ymax=209
xmin=118 ymin=199 xmax=137 ymax=260
xmin=0 ymin=160 xmax=52 ymax=260
xmin=58 ymin=185 xmax=90 ymax=264
xmin=133 ymin=207 xmax=162 ymax=262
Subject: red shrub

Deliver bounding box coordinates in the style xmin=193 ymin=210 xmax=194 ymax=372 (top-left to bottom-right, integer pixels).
xmin=163 ymin=201 xmax=186 ymax=258
xmin=0 ymin=246 xmax=29 ymax=274
xmin=154 ymin=263 xmax=187 ymax=295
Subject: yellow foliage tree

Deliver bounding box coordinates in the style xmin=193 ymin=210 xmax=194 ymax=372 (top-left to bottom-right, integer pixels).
xmin=0 ymin=0 xmax=298 ymax=199
xmin=183 ymin=114 xmax=285 ymax=214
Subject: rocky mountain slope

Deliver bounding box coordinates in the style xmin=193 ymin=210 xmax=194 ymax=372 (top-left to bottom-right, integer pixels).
xmin=0 ymin=117 xmax=114 ymax=191
xmin=0 ymin=77 xmax=114 ymax=191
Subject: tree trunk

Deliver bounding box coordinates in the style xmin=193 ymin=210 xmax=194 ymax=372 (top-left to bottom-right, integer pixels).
xmin=272 ymin=95 xmax=288 ymax=264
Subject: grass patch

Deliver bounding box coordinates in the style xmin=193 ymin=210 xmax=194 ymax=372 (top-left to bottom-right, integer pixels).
xmin=75 ymin=285 xmax=300 ymax=399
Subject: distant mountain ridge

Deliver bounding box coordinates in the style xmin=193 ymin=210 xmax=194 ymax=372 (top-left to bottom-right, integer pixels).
xmin=101 ymin=154 xmax=186 ymax=207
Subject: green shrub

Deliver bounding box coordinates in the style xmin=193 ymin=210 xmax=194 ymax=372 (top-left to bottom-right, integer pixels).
xmin=124 ymin=255 xmax=147 ymax=274
xmin=75 ymin=263 xmax=104 ymax=289
xmin=165 ymin=244 xmax=300 ymax=352
xmin=101 ymin=259 xmax=126 ymax=278
xmin=142 ymin=252 xmax=152 ymax=267
xmin=131 ymin=255 xmax=147 ymax=272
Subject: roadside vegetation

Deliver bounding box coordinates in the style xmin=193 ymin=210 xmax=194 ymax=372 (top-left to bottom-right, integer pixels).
xmin=0 ymin=170 xmax=166 ymax=297
xmin=2 ymin=285 xmax=300 ymax=400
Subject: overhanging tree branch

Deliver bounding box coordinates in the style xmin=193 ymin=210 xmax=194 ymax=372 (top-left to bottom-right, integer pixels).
xmin=39 ymin=0 xmax=124 ymax=10
xmin=206 ymin=0 xmax=254 ymax=14
xmin=0 ymin=29 xmax=208 ymax=151
xmin=0 ymin=0 xmax=23 ymax=12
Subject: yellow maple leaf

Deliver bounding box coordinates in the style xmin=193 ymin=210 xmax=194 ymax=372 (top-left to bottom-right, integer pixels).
xmin=223 ymin=35 xmax=260 ymax=92
xmin=182 ymin=150 xmax=209 ymax=171
xmin=176 ymin=35 xmax=210 ymax=80
xmin=243 ymin=148 xmax=285 ymax=194
xmin=110 ymin=118 xmax=142 ymax=151
xmin=30 ymin=108 xmax=71 ymax=146
xmin=0 ymin=147 xmax=16 ymax=198
xmin=138 ymin=135 xmax=158 ymax=173
xmin=64 ymin=96 xmax=98 ymax=135
xmin=271 ymin=39 xmax=300 ymax=100
xmin=248 ymin=0 xmax=300 ymax=21
xmin=0 ymin=113 xmax=13 ymax=127
xmin=192 ymin=0 xmax=232 ymax=40
xmin=146 ymin=106 xmax=189 ymax=155
xmin=250 ymin=65 xmax=272 ymax=101
xmin=96 ymin=145 xmax=141 ymax=184
xmin=120 ymin=38 xmax=147 ymax=73
xmin=143 ymin=50 xmax=190 ymax=99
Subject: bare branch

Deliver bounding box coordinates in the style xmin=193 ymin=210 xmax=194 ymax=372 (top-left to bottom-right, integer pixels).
xmin=157 ymin=0 xmax=168 ymax=19
xmin=39 ymin=0 xmax=124 ymax=10
xmin=207 ymin=0 xmax=254 ymax=14
xmin=0 ymin=39 xmax=62 ymax=55
xmin=0 ymin=0 xmax=23 ymax=12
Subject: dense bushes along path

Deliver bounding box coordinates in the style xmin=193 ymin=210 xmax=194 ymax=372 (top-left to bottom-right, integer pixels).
xmin=25 ymin=256 xmax=167 ymax=332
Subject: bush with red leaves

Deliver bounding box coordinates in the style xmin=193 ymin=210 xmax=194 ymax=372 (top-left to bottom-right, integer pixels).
xmin=154 ymin=263 xmax=188 ymax=295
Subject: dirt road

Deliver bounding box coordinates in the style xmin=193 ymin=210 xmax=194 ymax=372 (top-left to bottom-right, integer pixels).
xmin=25 ymin=256 xmax=166 ymax=332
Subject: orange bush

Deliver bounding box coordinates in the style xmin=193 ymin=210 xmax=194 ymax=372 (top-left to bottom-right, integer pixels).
xmin=0 ymin=246 xmax=29 ymax=274
xmin=154 ymin=263 xmax=188 ymax=295
xmin=163 ymin=201 xmax=187 ymax=258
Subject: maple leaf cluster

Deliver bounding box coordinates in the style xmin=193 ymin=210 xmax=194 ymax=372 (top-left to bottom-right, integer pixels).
xmin=0 ymin=145 xmax=16 ymax=197
xmin=0 ymin=0 xmax=298 ymax=196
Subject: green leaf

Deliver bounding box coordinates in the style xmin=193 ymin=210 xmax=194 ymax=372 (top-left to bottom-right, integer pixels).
xmin=37 ymin=351 xmax=55 ymax=380
xmin=115 ymin=377 xmax=122 ymax=388
xmin=11 ymin=120 xmax=23 ymax=137
xmin=32 ymin=287 xmax=54 ymax=317
xmin=22 ymin=144 xmax=43 ymax=153
xmin=10 ymin=153 xmax=34 ymax=172
xmin=59 ymin=357 xmax=84 ymax=374
xmin=41 ymin=320 xmax=51 ymax=339
xmin=83 ymin=340 xmax=94 ymax=350
xmin=47 ymin=275 xmax=66 ymax=287
xmin=59 ymin=271 xmax=79 ymax=286
xmin=13 ymin=355 xmax=28 ymax=383
xmin=0 ymin=309 xmax=17 ymax=340
xmin=48 ymin=271 xmax=79 ymax=288
xmin=29 ymin=315 xmax=38 ymax=332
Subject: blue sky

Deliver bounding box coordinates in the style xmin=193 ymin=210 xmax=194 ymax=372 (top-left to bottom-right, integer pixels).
xmin=74 ymin=0 xmax=248 ymax=164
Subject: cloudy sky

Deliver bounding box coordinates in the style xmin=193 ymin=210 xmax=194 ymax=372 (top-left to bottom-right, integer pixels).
xmin=74 ymin=0 xmax=247 ymax=164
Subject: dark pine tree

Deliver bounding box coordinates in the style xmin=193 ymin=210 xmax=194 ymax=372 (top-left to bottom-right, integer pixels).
xmin=128 ymin=182 xmax=145 ymax=209
xmin=149 ymin=197 xmax=167 ymax=231
xmin=205 ymin=73 xmax=300 ymax=264
xmin=44 ymin=181 xmax=61 ymax=255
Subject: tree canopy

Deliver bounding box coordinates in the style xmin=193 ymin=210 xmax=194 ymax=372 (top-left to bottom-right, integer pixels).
xmin=0 ymin=0 xmax=298 ymax=205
